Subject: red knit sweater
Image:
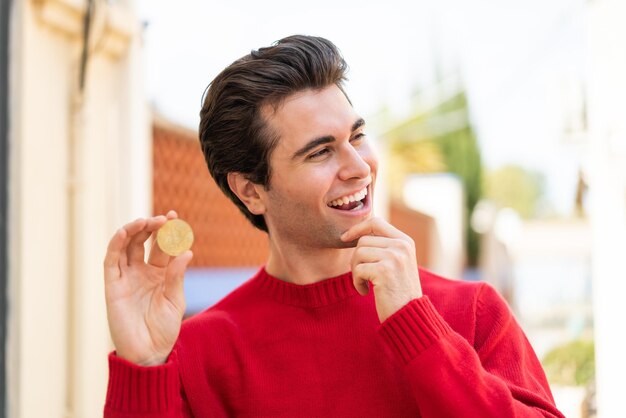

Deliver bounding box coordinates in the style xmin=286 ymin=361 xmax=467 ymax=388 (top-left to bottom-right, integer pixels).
xmin=105 ymin=267 xmax=564 ymax=418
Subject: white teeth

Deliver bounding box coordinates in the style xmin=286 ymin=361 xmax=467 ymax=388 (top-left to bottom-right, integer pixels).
xmin=328 ymin=187 xmax=368 ymax=207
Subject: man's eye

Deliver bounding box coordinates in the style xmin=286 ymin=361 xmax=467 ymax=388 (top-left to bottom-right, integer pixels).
xmin=351 ymin=133 xmax=366 ymax=142
xmin=308 ymin=148 xmax=330 ymax=159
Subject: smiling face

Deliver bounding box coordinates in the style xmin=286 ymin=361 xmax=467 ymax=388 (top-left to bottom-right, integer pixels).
xmin=257 ymin=85 xmax=378 ymax=249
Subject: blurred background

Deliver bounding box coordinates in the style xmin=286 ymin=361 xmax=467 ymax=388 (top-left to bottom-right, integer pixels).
xmin=1 ymin=0 xmax=625 ymax=417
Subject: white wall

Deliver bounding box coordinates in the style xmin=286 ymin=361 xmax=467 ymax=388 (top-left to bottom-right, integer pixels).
xmin=8 ymin=0 xmax=149 ymax=416
xmin=586 ymin=0 xmax=626 ymax=416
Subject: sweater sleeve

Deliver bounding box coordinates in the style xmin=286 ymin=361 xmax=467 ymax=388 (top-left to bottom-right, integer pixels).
xmin=104 ymin=351 xmax=193 ymax=418
xmin=379 ymin=284 xmax=565 ymax=418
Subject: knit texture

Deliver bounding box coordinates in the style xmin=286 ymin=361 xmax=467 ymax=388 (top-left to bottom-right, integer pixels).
xmin=105 ymin=267 xmax=564 ymax=418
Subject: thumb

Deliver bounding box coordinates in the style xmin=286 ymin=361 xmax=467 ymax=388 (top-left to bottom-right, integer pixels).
xmin=353 ymin=275 xmax=370 ymax=296
xmin=163 ymin=250 xmax=193 ymax=305
xmin=352 ymin=264 xmax=372 ymax=296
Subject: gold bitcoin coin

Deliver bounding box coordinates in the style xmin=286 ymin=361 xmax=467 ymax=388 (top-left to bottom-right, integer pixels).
xmin=156 ymin=219 xmax=194 ymax=257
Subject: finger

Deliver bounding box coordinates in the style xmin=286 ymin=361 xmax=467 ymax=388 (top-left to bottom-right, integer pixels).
xmin=126 ymin=215 xmax=166 ymax=265
xmin=358 ymin=235 xmax=416 ymax=264
xmin=126 ymin=229 xmax=151 ymax=264
xmin=121 ymin=218 xmax=148 ymax=240
xmin=147 ymin=214 xmax=177 ymax=267
xmin=352 ymin=262 xmax=376 ymax=296
xmin=147 ymin=231 xmax=170 ymax=268
xmin=112 ymin=218 xmax=147 ymax=274
xmin=103 ymin=228 xmax=127 ymax=282
xmin=355 ymin=235 xmax=393 ymax=249
xmin=119 ymin=218 xmax=148 ymax=266
xmin=163 ymin=250 xmax=193 ymax=310
xmin=146 ymin=214 xmax=168 ymax=230
xmin=341 ymin=217 xmax=405 ymax=243
xmin=351 ymin=246 xmax=387 ymax=270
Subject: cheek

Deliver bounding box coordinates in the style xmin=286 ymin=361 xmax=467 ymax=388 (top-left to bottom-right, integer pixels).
xmin=276 ymin=169 xmax=331 ymax=203
xmin=301 ymin=173 xmax=338 ymax=210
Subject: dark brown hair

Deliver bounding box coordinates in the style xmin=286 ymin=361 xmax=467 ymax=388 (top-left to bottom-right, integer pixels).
xmin=198 ymin=35 xmax=349 ymax=231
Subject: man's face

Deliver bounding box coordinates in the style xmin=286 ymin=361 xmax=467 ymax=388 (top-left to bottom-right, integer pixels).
xmin=258 ymin=85 xmax=378 ymax=249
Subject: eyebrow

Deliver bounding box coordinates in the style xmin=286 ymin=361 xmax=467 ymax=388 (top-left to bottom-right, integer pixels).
xmin=291 ymin=118 xmax=366 ymax=160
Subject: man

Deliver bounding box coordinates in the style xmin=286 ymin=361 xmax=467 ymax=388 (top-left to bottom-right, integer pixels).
xmin=103 ymin=35 xmax=564 ymax=417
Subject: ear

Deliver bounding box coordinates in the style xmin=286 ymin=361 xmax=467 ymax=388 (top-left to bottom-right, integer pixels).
xmin=227 ymin=172 xmax=266 ymax=215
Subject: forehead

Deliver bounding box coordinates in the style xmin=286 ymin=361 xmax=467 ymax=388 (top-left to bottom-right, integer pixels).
xmin=262 ymin=85 xmax=359 ymax=151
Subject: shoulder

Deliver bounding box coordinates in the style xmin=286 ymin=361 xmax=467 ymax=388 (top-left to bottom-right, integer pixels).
xmin=178 ymin=270 xmax=266 ymax=341
xmin=419 ymin=267 xmax=487 ymax=307
xmin=418 ymin=267 xmax=511 ymax=344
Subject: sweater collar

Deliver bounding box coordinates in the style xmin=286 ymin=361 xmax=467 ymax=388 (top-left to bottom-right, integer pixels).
xmin=253 ymin=267 xmax=359 ymax=308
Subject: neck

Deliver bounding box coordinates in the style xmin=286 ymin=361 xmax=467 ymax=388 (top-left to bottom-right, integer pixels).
xmin=265 ymin=239 xmax=354 ymax=285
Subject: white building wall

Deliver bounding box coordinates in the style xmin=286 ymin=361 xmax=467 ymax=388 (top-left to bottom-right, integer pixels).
xmin=8 ymin=1 xmax=149 ymax=417
xmin=586 ymin=0 xmax=626 ymax=417
xmin=8 ymin=2 xmax=72 ymax=415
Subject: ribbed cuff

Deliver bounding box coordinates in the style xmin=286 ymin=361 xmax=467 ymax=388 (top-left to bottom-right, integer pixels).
xmin=105 ymin=351 xmax=180 ymax=415
xmin=379 ymin=296 xmax=452 ymax=364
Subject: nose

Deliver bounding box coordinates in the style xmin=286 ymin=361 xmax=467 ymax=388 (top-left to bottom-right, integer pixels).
xmin=337 ymin=144 xmax=371 ymax=181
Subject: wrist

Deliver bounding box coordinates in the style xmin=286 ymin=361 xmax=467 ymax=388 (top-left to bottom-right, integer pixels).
xmin=115 ymin=350 xmax=168 ymax=367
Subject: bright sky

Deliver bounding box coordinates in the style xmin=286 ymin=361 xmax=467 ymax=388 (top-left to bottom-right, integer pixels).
xmin=137 ymin=0 xmax=586 ymax=215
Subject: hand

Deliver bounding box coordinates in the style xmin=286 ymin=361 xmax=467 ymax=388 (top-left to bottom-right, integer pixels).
xmin=341 ymin=217 xmax=422 ymax=323
xmin=103 ymin=210 xmax=193 ymax=366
